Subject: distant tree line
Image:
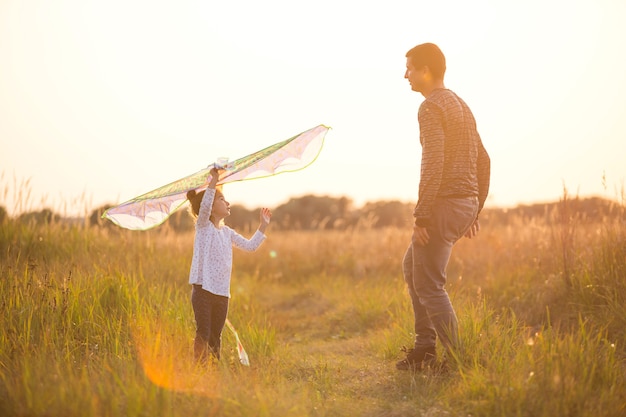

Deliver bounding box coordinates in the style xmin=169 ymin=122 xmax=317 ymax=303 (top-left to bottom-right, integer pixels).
xmin=1 ymin=195 xmax=624 ymax=231
xmin=0 ymin=207 xmax=61 ymax=226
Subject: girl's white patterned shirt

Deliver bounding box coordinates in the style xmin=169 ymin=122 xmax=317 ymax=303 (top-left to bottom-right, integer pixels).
xmin=188 ymin=188 xmax=266 ymax=297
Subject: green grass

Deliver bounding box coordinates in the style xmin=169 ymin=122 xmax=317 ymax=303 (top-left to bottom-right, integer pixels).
xmin=1 ymin=211 xmax=625 ymax=417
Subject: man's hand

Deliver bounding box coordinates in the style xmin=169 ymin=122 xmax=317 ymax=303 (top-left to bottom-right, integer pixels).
xmin=464 ymin=219 xmax=480 ymax=239
xmin=412 ymin=224 xmax=430 ymax=246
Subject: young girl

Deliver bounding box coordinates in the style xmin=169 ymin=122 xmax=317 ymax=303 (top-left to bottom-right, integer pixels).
xmin=186 ymin=167 xmax=271 ymax=363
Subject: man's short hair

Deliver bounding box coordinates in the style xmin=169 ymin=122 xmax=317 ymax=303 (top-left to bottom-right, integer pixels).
xmin=406 ymin=43 xmax=446 ymax=80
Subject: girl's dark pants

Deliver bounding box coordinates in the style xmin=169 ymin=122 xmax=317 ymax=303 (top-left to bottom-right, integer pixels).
xmin=191 ymin=284 xmax=229 ymax=362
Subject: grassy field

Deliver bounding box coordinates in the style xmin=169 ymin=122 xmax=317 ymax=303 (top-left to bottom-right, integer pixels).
xmin=1 ymin=202 xmax=625 ymax=416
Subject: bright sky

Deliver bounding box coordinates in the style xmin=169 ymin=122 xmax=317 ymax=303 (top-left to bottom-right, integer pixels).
xmin=2 ymin=0 xmax=626 ymax=217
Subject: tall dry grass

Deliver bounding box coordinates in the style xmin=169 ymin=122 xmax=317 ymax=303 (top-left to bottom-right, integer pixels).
xmin=1 ymin=194 xmax=625 ymax=416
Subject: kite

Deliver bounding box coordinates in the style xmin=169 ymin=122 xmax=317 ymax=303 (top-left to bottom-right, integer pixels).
xmin=225 ymin=319 xmax=250 ymax=366
xmin=102 ymin=124 xmax=330 ymax=230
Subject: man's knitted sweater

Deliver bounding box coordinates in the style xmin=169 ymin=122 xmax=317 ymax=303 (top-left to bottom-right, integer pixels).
xmin=413 ymin=88 xmax=491 ymax=227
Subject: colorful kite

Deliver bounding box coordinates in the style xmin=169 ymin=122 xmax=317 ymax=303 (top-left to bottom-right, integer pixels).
xmin=225 ymin=319 xmax=250 ymax=366
xmin=102 ymin=124 xmax=330 ymax=230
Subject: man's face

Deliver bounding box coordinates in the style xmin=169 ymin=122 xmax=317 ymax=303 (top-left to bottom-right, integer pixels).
xmin=404 ymin=58 xmax=427 ymax=94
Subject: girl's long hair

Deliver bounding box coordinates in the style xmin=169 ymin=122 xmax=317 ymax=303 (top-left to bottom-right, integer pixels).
xmin=186 ymin=189 xmax=205 ymax=219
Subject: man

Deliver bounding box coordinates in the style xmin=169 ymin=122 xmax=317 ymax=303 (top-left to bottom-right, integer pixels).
xmin=397 ymin=43 xmax=490 ymax=371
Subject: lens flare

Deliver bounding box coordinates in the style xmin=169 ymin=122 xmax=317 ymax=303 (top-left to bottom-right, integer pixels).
xmin=131 ymin=323 xmax=223 ymax=398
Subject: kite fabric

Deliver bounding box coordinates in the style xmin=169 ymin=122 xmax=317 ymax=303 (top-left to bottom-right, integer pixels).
xmin=225 ymin=319 xmax=250 ymax=366
xmin=102 ymin=124 xmax=330 ymax=230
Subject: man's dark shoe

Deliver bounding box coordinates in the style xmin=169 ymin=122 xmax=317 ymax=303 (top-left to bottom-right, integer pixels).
xmin=395 ymin=345 xmax=436 ymax=371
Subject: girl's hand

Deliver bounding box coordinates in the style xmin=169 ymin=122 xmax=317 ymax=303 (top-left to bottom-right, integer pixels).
xmin=260 ymin=208 xmax=272 ymax=225
xmin=258 ymin=208 xmax=272 ymax=233
xmin=208 ymin=167 xmax=220 ymax=188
